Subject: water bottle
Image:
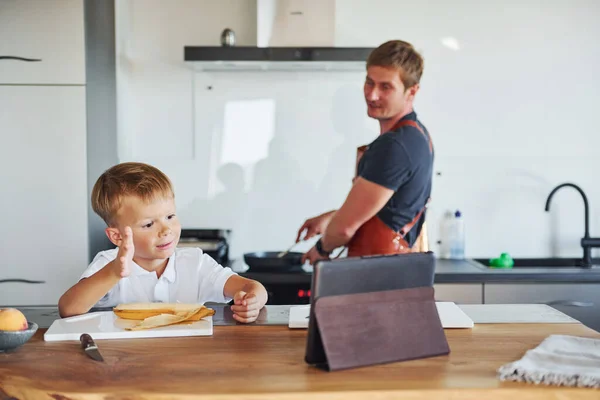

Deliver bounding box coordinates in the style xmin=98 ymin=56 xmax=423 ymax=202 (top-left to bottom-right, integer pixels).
xmin=448 ymin=210 xmax=465 ymax=260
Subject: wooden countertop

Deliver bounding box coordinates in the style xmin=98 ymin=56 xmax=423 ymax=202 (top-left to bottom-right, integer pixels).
xmin=1 ymin=323 xmax=599 ymax=399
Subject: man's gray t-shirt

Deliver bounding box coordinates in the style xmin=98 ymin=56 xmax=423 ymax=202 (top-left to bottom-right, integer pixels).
xmin=357 ymin=111 xmax=433 ymax=247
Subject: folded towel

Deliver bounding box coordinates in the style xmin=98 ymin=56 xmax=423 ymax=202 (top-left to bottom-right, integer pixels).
xmin=498 ymin=335 xmax=600 ymax=388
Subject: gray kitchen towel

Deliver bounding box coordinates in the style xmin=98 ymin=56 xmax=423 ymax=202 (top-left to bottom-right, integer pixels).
xmin=498 ymin=335 xmax=600 ymax=388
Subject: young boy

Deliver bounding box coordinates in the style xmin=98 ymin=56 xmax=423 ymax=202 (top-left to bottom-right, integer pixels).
xmin=58 ymin=162 xmax=268 ymax=323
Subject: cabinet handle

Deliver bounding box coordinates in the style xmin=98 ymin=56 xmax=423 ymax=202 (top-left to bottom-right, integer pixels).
xmin=545 ymin=300 xmax=594 ymax=307
xmin=0 ymin=56 xmax=42 ymax=62
xmin=0 ymin=279 xmax=45 ymax=284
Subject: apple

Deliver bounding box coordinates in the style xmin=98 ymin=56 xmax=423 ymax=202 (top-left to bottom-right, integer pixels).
xmin=0 ymin=308 xmax=28 ymax=331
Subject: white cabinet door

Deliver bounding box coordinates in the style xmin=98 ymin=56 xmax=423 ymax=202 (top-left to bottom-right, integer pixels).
xmin=0 ymin=0 xmax=85 ymax=84
xmin=434 ymin=284 xmax=483 ymax=304
xmin=0 ymin=86 xmax=88 ymax=306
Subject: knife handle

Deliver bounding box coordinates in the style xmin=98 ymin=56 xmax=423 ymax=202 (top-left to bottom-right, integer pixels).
xmin=80 ymin=333 xmax=95 ymax=349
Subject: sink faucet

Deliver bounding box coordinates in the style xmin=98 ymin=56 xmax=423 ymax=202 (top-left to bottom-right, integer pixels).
xmin=545 ymin=182 xmax=600 ymax=268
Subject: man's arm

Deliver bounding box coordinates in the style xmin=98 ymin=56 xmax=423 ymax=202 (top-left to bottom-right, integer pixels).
xmin=319 ymin=177 xmax=394 ymax=252
xmin=295 ymin=210 xmax=337 ymax=243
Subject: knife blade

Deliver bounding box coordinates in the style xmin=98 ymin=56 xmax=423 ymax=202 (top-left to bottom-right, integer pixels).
xmin=80 ymin=333 xmax=104 ymax=362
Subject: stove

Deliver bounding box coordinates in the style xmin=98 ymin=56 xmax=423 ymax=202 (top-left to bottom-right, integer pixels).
xmin=240 ymin=267 xmax=313 ymax=305
xmin=179 ymin=229 xmax=230 ymax=265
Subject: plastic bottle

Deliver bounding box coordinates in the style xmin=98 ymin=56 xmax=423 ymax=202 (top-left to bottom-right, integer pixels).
xmin=438 ymin=211 xmax=453 ymax=259
xmin=448 ymin=210 xmax=465 ymax=260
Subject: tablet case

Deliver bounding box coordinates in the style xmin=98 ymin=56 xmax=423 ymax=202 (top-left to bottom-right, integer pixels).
xmin=313 ymin=286 xmax=450 ymax=371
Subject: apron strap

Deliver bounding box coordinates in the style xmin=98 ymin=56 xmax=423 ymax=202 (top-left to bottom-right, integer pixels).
xmin=391 ymin=120 xmax=433 ymax=239
xmin=399 ymin=197 xmax=431 ymax=238
xmin=347 ymin=118 xmax=434 ymax=252
xmin=393 ymin=120 xmax=433 ymax=153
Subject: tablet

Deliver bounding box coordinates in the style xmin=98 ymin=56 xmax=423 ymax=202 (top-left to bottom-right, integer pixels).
xmin=304 ymin=252 xmax=436 ymax=367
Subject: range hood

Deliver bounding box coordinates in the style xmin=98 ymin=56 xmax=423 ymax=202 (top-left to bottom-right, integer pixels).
xmin=184 ymin=47 xmax=374 ymax=71
xmin=184 ymin=0 xmax=373 ymax=71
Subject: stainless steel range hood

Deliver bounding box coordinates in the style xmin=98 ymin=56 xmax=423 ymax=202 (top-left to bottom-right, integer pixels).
xmin=184 ymin=47 xmax=373 ymax=71
xmin=184 ymin=0 xmax=373 ymax=71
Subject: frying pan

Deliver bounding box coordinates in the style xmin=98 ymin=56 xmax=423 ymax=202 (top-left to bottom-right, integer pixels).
xmin=243 ymin=251 xmax=305 ymax=272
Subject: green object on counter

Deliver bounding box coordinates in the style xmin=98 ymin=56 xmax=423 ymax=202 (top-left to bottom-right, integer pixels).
xmin=489 ymin=253 xmax=514 ymax=268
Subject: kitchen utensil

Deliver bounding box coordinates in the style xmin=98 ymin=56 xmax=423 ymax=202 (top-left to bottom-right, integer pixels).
xmin=80 ymin=333 xmax=104 ymax=362
xmin=243 ymin=251 xmax=304 ymax=272
xmin=277 ymin=242 xmax=300 ymax=258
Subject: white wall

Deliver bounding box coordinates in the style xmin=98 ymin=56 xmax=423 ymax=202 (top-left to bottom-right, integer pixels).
xmin=115 ymin=0 xmax=600 ymax=260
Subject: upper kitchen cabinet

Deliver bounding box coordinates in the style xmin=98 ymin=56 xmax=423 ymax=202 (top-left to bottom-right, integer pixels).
xmin=0 ymin=0 xmax=85 ymax=85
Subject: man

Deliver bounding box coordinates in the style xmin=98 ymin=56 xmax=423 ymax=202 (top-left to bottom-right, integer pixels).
xmin=297 ymin=40 xmax=434 ymax=265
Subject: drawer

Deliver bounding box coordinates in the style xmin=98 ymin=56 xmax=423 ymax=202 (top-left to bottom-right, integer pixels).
xmin=434 ymin=283 xmax=483 ymax=304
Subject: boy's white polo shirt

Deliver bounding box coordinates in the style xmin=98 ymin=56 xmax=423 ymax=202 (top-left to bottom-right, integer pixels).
xmin=80 ymin=247 xmax=237 ymax=307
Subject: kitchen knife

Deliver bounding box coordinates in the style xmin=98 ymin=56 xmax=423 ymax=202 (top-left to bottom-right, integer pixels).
xmin=80 ymin=333 xmax=104 ymax=362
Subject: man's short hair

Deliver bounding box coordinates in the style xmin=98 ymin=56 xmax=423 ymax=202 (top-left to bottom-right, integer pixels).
xmin=367 ymin=40 xmax=424 ymax=89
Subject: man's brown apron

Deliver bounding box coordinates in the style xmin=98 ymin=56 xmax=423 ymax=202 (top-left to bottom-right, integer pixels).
xmin=347 ymin=119 xmax=433 ymax=257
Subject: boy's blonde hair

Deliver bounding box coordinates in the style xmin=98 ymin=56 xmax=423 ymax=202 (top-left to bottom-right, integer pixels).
xmin=91 ymin=162 xmax=174 ymax=226
xmin=366 ymin=40 xmax=424 ymax=90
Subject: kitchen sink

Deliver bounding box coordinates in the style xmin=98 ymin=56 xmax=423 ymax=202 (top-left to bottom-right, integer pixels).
xmin=472 ymin=257 xmax=600 ymax=269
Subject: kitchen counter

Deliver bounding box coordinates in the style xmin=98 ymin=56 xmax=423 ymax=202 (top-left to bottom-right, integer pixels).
xmin=19 ymin=304 xmax=292 ymax=329
xmin=1 ymin=321 xmax=599 ymax=399
xmin=435 ymin=258 xmax=600 ymax=283
xmin=237 ymin=258 xmax=600 ymax=284
xmin=236 ymin=259 xmax=600 ymax=334
xmin=18 ymin=303 xmax=585 ymax=330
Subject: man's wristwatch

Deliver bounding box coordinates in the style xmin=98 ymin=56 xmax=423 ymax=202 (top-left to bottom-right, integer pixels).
xmin=315 ymin=238 xmax=332 ymax=257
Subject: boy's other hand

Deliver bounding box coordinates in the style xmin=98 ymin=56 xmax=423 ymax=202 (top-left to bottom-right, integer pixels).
xmin=115 ymin=226 xmax=134 ymax=278
xmin=230 ymin=291 xmax=260 ymax=323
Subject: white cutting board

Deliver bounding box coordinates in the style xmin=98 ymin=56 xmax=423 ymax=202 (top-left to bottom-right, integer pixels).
xmin=288 ymin=302 xmax=474 ymax=329
xmin=44 ymin=311 xmax=212 ymax=341
xmin=457 ymin=304 xmax=580 ymax=324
